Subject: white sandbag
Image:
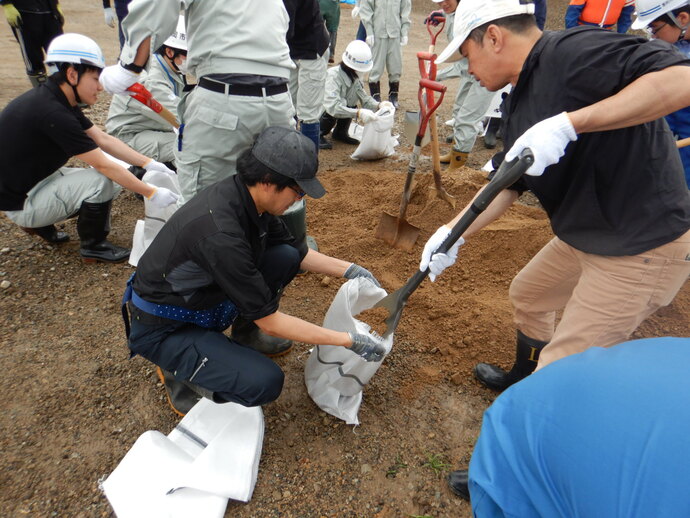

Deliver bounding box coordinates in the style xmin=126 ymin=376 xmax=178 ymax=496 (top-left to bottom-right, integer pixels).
xmin=304 ymin=277 xmax=394 ymax=425
xmin=129 ymin=170 xmax=181 ymax=266
xmin=483 ymin=84 xmax=512 ymax=120
xmin=100 ymin=430 xmax=228 ymax=518
xmin=101 ymin=399 xmax=264 ymax=517
xmin=351 ymin=107 xmax=399 ymax=161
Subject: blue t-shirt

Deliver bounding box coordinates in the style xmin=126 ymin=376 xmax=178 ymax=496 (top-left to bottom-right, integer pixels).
xmin=469 ymin=337 xmax=690 ymax=518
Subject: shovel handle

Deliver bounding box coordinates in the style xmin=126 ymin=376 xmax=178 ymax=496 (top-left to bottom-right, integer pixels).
xmin=127 ymin=83 xmax=180 ymax=129
xmin=403 ymin=151 xmax=533 ymax=297
xmin=415 ymin=78 xmax=446 ymax=144
xmin=426 ymin=13 xmax=445 ymax=47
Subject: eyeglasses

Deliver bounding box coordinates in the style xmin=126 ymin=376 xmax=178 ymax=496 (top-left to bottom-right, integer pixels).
xmin=289 ymin=185 xmax=306 ymax=199
xmin=645 ymin=23 xmax=667 ymax=37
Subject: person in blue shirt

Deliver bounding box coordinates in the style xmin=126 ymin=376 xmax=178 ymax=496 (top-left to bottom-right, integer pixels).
xmin=448 ymin=337 xmax=690 ymax=518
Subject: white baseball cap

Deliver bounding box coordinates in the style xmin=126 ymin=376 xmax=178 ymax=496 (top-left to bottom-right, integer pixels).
xmin=436 ymin=0 xmax=535 ymax=64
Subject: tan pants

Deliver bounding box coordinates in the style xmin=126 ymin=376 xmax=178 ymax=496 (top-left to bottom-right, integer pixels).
xmin=509 ymin=232 xmax=690 ymax=369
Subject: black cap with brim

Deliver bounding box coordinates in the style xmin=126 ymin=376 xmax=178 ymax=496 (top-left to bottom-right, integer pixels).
xmin=251 ymin=126 xmax=326 ymax=199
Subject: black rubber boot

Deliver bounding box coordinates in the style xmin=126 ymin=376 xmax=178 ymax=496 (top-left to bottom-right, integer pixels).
xmin=28 ymin=72 xmax=47 ymax=88
xmin=319 ymin=112 xmax=336 ymax=149
xmin=231 ymin=316 xmax=293 ymax=357
xmin=156 ymin=367 xmax=215 ymax=417
xmin=484 ymin=117 xmax=500 ymax=149
xmin=332 ymin=117 xmax=359 ymax=145
xmin=448 ymin=469 xmax=470 ymax=501
xmin=21 ymin=224 xmax=69 ymax=244
xmin=77 ymin=201 xmax=131 ymax=263
xmin=388 ymin=81 xmax=400 ymax=109
xmin=369 ymin=81 xmax=381 ymax=102
xmin=474 ymin=330 xmax=548 ymax=392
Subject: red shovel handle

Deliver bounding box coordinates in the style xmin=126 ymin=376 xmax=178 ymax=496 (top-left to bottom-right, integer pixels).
xmin=416 ymin=78 xmax=447 ymax=137
xmin=126 ymin=83 xmax=180 ymax=128
xmin=426 ymin=13 xmax=445 ymax=47
xmin=417 ymin=51 xmax=437 ymax=81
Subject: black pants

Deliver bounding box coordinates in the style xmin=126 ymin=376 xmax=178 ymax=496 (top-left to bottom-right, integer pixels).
xmin=128 ymin=244 xmax=301 ymax=407
xmin=10 ymin=11 xmax=63 ymax=76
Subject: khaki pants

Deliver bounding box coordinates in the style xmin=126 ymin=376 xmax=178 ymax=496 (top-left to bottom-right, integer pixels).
xmin=509 ymin=233 xmax=690 ymax=369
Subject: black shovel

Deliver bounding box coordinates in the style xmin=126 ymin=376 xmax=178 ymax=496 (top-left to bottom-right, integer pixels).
xmin=374 ymin=148 xmax=535 ymax=339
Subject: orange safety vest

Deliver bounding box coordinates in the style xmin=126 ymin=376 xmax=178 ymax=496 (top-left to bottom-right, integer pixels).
xmin=569 ymin=0 xmax=635 ymax=28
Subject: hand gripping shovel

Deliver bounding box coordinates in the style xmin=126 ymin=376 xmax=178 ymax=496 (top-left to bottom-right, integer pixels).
xmin=127 ymin=83 xmax=180 ymax=129
xmin=375 ymin=77 xmax=447 ymax=250
xmin=374 ymin=148 xmax=535 ymax=339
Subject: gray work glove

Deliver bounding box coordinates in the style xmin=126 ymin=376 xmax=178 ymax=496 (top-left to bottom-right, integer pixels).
xmin=348 ymin=332 xmax=386 ymax=362
xmin=344 ymin=263 xmax=381 ymax=287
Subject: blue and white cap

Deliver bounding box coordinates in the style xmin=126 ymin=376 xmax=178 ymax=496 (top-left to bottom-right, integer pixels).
xmin=45 ymin=33 xmax=106 ymax=72
xmin=342 ymin=40 xmax=373 ymax=72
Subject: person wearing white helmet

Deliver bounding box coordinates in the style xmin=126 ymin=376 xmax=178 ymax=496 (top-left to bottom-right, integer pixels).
xmin=106 ymin=16 xmax=188 ymax=169
xmin=415 ymin=0 xmax=690 ymax=484
xmin=358 ymin=0 xmax=411 ymax=108
xmin=318 ymin=40 xmax=393 ymax=149
xmin=0 ymin=33 xmax=179 ymax=263
xmin=632 ymin=0 xmax=690 ymax=188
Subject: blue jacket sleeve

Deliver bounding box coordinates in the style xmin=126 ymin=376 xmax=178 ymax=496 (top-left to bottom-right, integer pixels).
xmin=618 ymin=5 xmax=634 ymax=33
xmin=534 ymin=0 xmax=547 ymax=30
xmin=564 ymin=5 xmax=584 ymax=29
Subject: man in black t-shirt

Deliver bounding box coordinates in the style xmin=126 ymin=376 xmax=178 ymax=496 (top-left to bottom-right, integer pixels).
xmin=423 ymin=0 xmax=690 ymax=503
xmin=0 ymin=33 xmax=178 ymax=263
xmin=419 ymin=0 xmax=690 ymax=392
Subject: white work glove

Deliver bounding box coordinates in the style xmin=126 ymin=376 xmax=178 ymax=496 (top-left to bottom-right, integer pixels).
xmin=351 ymin=6 xmax=360 ymax=18
xmin=343 ymin=263 xmax=381 ymax=287
xmin=379 ymin=100 xmax=395 ymax=112
xmin=357 ymin=109 xmax=378 ymax=125
xmin=144 ymin=160 xmax=175 ymax=176
xmin=146 ymin=186 xmax=179 ymax=208
xmin=103 ymin=7 xmax=116 ymax=28
xmin=504 ymin=112 xmax=577 ymax=177
xmin=366 ymin=35 xmax=375 ymax=47
xmin=99 ymin=64 xmax=140 ymax=95
xmin=419 ymin=225 xmax=465 ymax=282
xmin=400 ymin=35 xmax=408 ymax=46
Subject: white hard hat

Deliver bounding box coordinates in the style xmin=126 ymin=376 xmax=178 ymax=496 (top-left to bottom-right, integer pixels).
xmin=436 ymin=0 xmax=535 ymax=64
xmin=164 ymin=15 xmax=187 ymax=51
xmin=342 ymin=40 xmax=373 ymax=72
xmin=45 ymin=33 xmax=106 ymax=69
xmin=631 ymin=0 xmax=690 ymax=29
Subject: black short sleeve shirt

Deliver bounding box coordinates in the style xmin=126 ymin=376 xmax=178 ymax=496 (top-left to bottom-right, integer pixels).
xmin=0 ymin=80 xmax=97 ymax=210
xmin=504 ymin=27 xmax=690 ymax=255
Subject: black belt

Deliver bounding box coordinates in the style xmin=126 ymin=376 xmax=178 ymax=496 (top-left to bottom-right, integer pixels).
xmin=198 ymin=77 xmax=288 ymax=97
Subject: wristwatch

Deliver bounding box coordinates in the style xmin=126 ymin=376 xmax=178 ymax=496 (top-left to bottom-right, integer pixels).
xmin=121 ymin=62 xmax=144 ymax=73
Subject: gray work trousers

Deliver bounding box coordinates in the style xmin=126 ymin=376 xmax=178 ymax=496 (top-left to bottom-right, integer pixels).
xmin=451 ymin=59 xmax=494 ymax=153
xmin=119 ymin=130 xmax=177 ymax=165
xmin=175 ymin=85 xmax=296 ymax=203
xmin=4 ymin=168 xmax=121 ymax=228
xmin=369 ymin=36 xmax=402 ymax=83
xmin=289 ymin=54 xmax=329 ymax=124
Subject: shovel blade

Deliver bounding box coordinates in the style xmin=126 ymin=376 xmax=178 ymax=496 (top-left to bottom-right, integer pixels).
xmin=375 ymin=212 xmax=421 ymax=251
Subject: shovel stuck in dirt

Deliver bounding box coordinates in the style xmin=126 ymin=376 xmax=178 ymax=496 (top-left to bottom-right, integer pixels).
xmin=375 ymin=77 xmax=447 ymax=251
xmin=375 ymin=149 xmax=535 ymax=339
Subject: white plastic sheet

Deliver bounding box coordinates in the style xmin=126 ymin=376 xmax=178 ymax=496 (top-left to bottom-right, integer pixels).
xmin=304 ymin=277 xmax=394 ymax=425
xmin=351 ymin=107 xmax=399 ymax=161
xmin=101 ymin=399 xmax=264 ymax=517
xmin=129 ymin=170 xmax=181 ymax=266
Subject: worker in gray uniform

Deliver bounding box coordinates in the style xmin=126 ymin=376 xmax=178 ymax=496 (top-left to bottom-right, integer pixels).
xmin=430 ymin=0 xmax=495 ymax=171
xmin=98 ymin=0 xmax=297 ymax=204
xmin=105 ymin=15 xmax=187 ymax=168
xmin=359 ymin=0 xmax=411 ymax=108
xmin=283 ymin=0 xmax=330 ymax=151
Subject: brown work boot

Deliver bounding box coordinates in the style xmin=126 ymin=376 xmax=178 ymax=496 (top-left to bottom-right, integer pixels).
xmin=446 ymin=150 xmax=468 ymax=172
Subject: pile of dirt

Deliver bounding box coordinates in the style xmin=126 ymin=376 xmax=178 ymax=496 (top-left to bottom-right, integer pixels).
xmin=1 ymin=1 xmax=688 ymax=517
